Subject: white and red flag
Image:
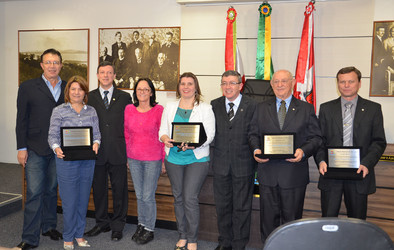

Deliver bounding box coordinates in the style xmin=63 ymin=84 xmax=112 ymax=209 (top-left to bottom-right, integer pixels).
xmin=225 ymin=7 xmax=245 ymax=85
xmin=294 ymin=1 xmax=316 ymax=109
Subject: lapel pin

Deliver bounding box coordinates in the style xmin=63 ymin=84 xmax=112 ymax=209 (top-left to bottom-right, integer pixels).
xmin=240 ymin=109 xmax=243 ymax=112
xmin=292 ymin=108 xmax=295 ymax=111
xmin=361 ymin=108 xmax=364 ymax=111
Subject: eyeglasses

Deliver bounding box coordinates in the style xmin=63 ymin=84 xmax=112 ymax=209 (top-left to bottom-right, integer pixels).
xmin=43 ymin=61 xmax=61 ymax=66
xmin=272 ymin=79 xmax=291 ymax=85
xmin=136 ymin=88 xmax=151 ymax=93
xmin=220 ymin=81 xmax=240 ymax=86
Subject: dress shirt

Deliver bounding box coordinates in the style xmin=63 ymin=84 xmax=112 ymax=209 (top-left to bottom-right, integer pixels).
xmin=99 ymin=86 xmax=114 ymax=105
xmin=42 ymin=74 xmax=62 ymax=102
xmin=48 ymin=103 xmax=101 ymax=151
xmin=225 ymin=93 xmax=242 ymax=115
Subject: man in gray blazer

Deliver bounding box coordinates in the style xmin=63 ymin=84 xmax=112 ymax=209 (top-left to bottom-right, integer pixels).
xmin=249 ymin=69 xmax=322 ymax=243
xmin=211 ymin=70 xmax=257 ymax=250
xmin=315 ymin=66 xmax=386 ymax=219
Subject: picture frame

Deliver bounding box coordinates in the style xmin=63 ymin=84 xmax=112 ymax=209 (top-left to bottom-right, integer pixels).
xmin=18 ymin=29 xmax=90 ymax=87
xmin=370 ymin=20 xmax=394 ymax=96
xmin=99 ymin=27 xmax=181 ymax=91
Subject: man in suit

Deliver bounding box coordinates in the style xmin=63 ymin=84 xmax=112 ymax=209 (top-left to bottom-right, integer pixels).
xmin=211 ymin=70 xmax=257 ymax=250
xmin=99 ymin=46 xmax=113 ymax=63
xmin=249 ymin=69 xmax=322 ymax=243
xmin=161 ymin=31 xmax=179 ymax=71
xmin=372 ymin=27 xmax=387 ymax=95
xmin=127 ymin=30 xmax=143 ymax=61
xmin=314 ymin=66 xmax=386 ymax=219
xmin=84 ymin=61 xmax=132 ymax=241
xmin=111 ymin=31 xmax=127 ymax=62
xmin=15 ymin=48 xmax=66 ymax=250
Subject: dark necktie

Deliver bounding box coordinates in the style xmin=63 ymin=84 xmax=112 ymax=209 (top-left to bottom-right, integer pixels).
xmin=278 ymin=100 xmax=286 ymax=129
xmin=228 ymin=103 xmax=235 ymax=122
xmin=343 ymin=102 xmax=353 ymax=146
xmin=103 ymin=91 xmax=109 ymax=109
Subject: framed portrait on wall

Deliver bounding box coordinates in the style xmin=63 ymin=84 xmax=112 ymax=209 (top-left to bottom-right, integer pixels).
xmin=99 ymin=27 xmax=181 ymax=91
xmin=18 ymin=29 xmax=90 ymax=86
xmin=370 ymin=20 xmax=394 ymax=96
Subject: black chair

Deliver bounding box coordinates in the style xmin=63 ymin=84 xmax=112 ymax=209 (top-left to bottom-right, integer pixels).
xmin=242 ymin=79 xmax=275 ymax=103
xmin=263 ymin=218 xmax=394 ymax=250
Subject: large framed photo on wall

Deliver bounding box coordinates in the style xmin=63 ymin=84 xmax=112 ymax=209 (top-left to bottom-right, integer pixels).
xmin=99 ymin=27 xmax=180 ymax=91
xmin=18 ymin=29 xmax=90 ymax=86
xmin=370 ymin=20 xmax=394 ymax=96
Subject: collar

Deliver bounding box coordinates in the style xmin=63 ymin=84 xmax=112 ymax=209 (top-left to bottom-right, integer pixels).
xmin=225 ymin=93 xmax=242 ymax=107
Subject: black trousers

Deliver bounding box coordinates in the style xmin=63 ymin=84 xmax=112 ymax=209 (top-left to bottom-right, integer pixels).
xmin=320 ymin=179 xmax=368 ymax=219
xmin=259 ymin=185 xmax=306 ymax=243
xmin=92 ymin=163 xmax=128 ymax=232
xmin=213 ymin=173 xmax=254 ymax=250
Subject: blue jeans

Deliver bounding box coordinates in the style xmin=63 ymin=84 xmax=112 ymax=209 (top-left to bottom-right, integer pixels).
xmin=56 ymin=158 xmax=95 ymax=242
xmin=22 ymin=150 xmax=58 ymax=246
xmin=128 ymin=159 xmax=161 ymax=231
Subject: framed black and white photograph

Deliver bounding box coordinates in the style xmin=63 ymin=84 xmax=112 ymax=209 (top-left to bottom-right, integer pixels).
xmin=370 ymin=20 xmax=394 ymax=96
xmin=99 ymin=27 xmax=181 ymax=91
xmin=18 ymin=29 xmax=90 ymax=86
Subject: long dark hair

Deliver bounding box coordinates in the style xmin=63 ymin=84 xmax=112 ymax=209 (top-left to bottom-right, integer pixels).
xmin=133 ymin=78 xmax=158 ymax=107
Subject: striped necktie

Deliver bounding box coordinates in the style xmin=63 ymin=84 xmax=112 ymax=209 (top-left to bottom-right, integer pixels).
xmin=343 ymin=103 xmax=353 ymax=146
xmin=103 ymin=91 xmax=109 ymax=109
xmin=278 ymin=100 xmax=286 ymax=130
xmin=228 ymin=103 xmax=235 ymax=122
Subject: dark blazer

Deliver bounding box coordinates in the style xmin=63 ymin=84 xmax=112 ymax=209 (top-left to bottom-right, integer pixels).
xmin=88 ymin=87 xmax=132 ymax=165
xmin=315 ymin=96 xmax=386 ymax=194
xmin=249 ymin=96 xmax=322 ymax=188
xmin=16 ymin=77 xmax=66 ymax=156
xmin=211 ymin=95 xmax=257 ymax=177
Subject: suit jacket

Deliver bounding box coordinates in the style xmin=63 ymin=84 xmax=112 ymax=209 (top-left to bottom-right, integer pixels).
xmin=211 ymin=95 xmax=257 ymax=177
xmin=88 ymin=87 xmax=132 ymax=165
xmin=112 ymin=41 xmax=127 ymax=61
xmin=16 ymin=77 xmax=66 ymax=156
xmin=249 ymin=96 xmax=322 ymax=188
xmin=314 ymin=96 xmax=386 ymax=194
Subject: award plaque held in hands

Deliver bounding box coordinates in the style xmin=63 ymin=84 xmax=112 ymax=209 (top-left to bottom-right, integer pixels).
xmin=256 ymin=133 xmax=295 ymax=159
xmin=171 ymin=122 xmax=207 ymax=147
xmin=61 ymin=126 xmax=97 ymax=161
xmin=325 ymin=147 xmax=362 ymax=180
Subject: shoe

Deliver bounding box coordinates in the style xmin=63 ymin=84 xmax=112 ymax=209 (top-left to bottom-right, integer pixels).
xmin=215 ymin=245 xmax=232 ymax=250
xmin=42 ymin=229 xmax=63 ymax=240
xmin=84 ymin=225 xmax=111 ymax=237
xmin=76 ymin=238 xmax=90 ymax=247
xmin=16 ymin=242 xmax=38 ymax=250
xmin=135 ymin=229 xmax=154 ymax=244
xmin=111 ymin=231 xmax=123 ymax=241
xmin=131 ymin=224 xmax=144 ymax=242
xmin=63 ymin=242 xmax=74 ymax=250
xmin=174 ymin=246 xmax=186 ymax=250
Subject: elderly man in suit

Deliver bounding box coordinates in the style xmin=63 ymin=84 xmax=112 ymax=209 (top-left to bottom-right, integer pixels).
xmin=314 ymin=66 xmax=386 ymax=219
xmin=84 ymin=61 xmax=132 ymax=241
xmin=211 ymin=70 xmax=257 ymax=250
xmin=249 ymin=69 xmax=322 ymax=243
xmin=16 ymin=48 xmax=66 ymax=250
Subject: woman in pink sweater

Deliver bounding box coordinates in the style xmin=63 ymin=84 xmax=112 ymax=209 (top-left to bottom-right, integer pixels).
xmin=124 ymin=78 xmax=164 ymax=245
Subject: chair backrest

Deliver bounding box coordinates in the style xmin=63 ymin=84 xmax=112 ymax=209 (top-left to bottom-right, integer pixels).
xmin=242 ymin=79 xmax=275 ymax=103
xmin=263 ymin=218 xmax=394 ymax=250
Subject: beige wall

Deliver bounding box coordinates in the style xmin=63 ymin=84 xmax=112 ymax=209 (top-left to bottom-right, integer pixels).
xmin=0 ymin=0 xmax=393 ymax=163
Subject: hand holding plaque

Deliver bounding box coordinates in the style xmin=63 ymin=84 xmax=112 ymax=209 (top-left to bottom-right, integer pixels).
xmin=255 ymin=133 xmax=295 ymax=159
xmin=325 ymin=147 xmax=362 ymax=180
xmin=171 ymin=122 xmax=207 ymax=148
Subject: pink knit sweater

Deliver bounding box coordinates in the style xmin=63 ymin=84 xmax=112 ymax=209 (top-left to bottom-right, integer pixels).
xmin=124 ymin=104 xmax=164 ymax=161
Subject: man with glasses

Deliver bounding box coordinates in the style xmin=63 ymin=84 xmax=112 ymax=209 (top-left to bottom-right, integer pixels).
xmin=211 ymin=70 xmax=257 ymax=250
xmin=16 ymin=48 xmax=66 ymax=250
xmin=249 ymin=69 xmax=322 ymax=244
xmin=85 ymin=61 xmax=132 ymax=241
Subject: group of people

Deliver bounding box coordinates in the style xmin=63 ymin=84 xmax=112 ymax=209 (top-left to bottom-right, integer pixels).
xmin=372 ymin=25 xmax=394 ymax=95
xmin=100 ymin=30 xmax=179 ymax=90
xmin=15 ymin=47 xmax=386 ymax=250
